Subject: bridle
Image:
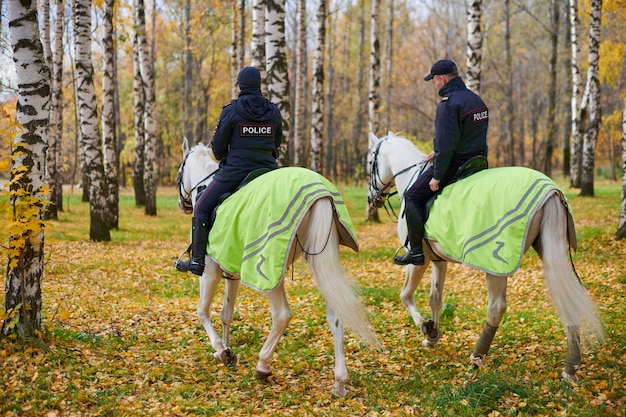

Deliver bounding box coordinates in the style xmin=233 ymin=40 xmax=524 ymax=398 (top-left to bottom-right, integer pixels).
xmin=176 ymin=149 xmax=218 ymax=213
xmin=367 ymin=137 xmax=428 ymax=217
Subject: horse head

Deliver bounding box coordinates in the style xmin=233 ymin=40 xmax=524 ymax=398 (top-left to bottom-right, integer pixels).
xmin=367 ymin=132 xmax=429 ymax=209
xmin=176 ymin=138 xmax=219 ymax=214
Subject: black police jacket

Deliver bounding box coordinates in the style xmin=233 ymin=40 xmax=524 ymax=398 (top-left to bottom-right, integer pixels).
xmin=211 ymin=88 xmax=283 ymax=184
xmin=433 ymin=76 xmax=489 ymax=182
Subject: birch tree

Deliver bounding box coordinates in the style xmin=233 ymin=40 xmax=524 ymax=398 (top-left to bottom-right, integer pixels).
xmin=543 ymin=0 xmax=559 ymax=176
xmin=368 ymin=0 xmax=380 ymax=136
xmin=265 ymin=0 xmax=291 ymax=165
xmin=310 ymin=0 xmax=325 ymax=173
xmin=251 ymin=0 xmax=266 ymax=84
xmin=580 ymin=0 xmax=602 ymax=196
xmin=465 ymin=0 xmax=483 ymax=93
xmin=134 ymin=0 xmax=157 ymax=215
xmin=3 ymin=0 xmax=51 ymax=335
xmin=384 ymin=0 xmax=394 ymax=133
xmin=617 ymin=95 xmax=626 ymax=240
xmin=293 ymin=0 xmax=306 ymax=166
xmin=45 ymin=0 xmax=65 ymax=219
xmin=367 ymin=0 xmax=381 ymax=222
xmin=569 ymin=0 xmax=583 ymax=187
xmin=103 ymin=0 xmax=119 ymax=228
xmin=75 ymin=0 xmax=111 ymax=241
xmin=132 ymin=32 xmax=146 ymax=207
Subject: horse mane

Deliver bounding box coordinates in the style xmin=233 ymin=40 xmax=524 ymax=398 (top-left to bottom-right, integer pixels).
xmin=189 ymin=143 xmax=218 ymax=171
xmin=384 ymin=131 xmax=428 ymax=161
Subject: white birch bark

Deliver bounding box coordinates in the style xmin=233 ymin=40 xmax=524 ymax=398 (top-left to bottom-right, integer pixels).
xmin=367 ymin=0 xmax=381 ymax=222
xmin=310 ymin=0 xmax=325 ymax=173
xmin=368 ymin=0 xmax=380 ymax=136
xmin=251 ymin=0 xmax=266 ymax=87
xmin=293 ymin=0 xmax=305 ymax=166
xmin=265 ymin=0 xmax=290 ymax=165
xmin=134 ymin=0 xmax=157 ymax=215
xmin=132 ymin=30 xmax=146 ymax=206
xmin=75 ymin=0 xmax=111 ymax=241
xmin=569 ymin=0 xmax=583 ymax=187
xmin=103 ymin=0 xmax=119 ymax=228
xmin=45 ymin=0 xmax=65 ymax=219
xmin=4 ymin=0 xmax=50 ymax=335
xmin=580 ymin=0 xmax=602 ymax=196
xmin=465 ymin=0 xmax=483 ymax=93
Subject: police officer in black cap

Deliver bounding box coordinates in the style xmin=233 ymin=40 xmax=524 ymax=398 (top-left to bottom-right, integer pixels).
xmin=393 ymin=59 xmax=489 ymax=265
xmin=176 ymin=66 xmax=283 ymax=275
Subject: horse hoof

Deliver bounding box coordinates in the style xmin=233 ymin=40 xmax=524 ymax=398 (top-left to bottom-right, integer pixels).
xmin=331 ymin=383 xmax=347 ymax=397
xmin=255 ymin=370 xmax=272 ymax=381
xmin=469 ymin=353 xmax=484 ymax=368
xmin=421 ymin=320 xmax=440 ymax=344
xmin=561 ymin=371 xmax=579 ymax=382
xmin=221 ymin=349 xmax=238 ymax=367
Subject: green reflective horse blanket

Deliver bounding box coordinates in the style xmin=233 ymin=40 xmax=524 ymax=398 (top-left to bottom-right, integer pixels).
xmin=425 ymin=166 xmax=575 ymax=276
xmin=208 ymin=167 xmax=358 ymax=291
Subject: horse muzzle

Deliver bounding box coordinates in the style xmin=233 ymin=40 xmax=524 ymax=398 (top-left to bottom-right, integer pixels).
xmin=178 ymin=199 xmax=193 ymax=215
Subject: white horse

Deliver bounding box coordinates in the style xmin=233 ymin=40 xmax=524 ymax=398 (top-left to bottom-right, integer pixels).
xmin=367 ymin=132 xmax=603 ymax=381
xmin=176 ymin=139 xmax=379 ymax=396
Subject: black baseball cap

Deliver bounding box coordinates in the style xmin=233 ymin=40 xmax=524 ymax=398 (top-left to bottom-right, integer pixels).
xmin=424 ymin=59 xmax=458 ymax=81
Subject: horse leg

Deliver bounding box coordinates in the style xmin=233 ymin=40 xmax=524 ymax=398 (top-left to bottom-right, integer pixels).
xmin=470 ymin=274 xmax=507 ymax=367
xmin=217 ymin=277 xmax=241 ymax=366
xmin=196 ymin=261 xmax=230 ymax=362
xmin=399 ymin=263 xmax=428 ymax=335
xmin=422 ymin=260 xmax=447 ymax=346
xmin=256 ymin=284 xmax=292 ymax=380
xmin=324 ymin=304 xmax=348 ymax=396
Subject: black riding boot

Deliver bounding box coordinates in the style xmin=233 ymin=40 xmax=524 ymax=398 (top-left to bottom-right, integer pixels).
xmin=393 ymin=201 xmax=425 ymax=265
xmin=175 ymin=217 xmax=210 ymax=276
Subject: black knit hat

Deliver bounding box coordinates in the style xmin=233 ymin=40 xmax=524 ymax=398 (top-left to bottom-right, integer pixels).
xmin=237 ymin=67 xmax=261 ymax=89
xmin=424 ymin=59 xmax=458 ymax=81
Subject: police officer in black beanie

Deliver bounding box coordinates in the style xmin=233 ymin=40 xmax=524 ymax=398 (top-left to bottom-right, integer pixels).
xmin=393 ymin=59 xmax=489 ymax=266
xmin=176 ymin=66 xmax=283 ymax=275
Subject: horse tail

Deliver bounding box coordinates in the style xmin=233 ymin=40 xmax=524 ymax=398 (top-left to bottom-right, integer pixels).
xmin=303 ymin=198 xmax=380 ymax=349
xmin=540 ymin=194 xmax=604 ymax=343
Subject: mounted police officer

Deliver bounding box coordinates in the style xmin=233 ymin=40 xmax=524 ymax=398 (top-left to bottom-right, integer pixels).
xmin=176 ymin=66 xmax=283 ymax=275
xmin=394 ymin=59 xmax=489 ymax=265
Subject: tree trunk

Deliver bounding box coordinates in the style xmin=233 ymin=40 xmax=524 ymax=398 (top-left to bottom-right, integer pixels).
xmin=543 ymin=0 xmax=559 ymax=177
xmin=294 ymin=0 xmax=306 ymax=167
xmin=569 ymin=0 xmax=583 ymax=187
xmin=231 ymin=0 xmax=239 ymax=99
xmin=103 ymin=0 xmax=119 ymax=228
xmin=45 ymin=0 xmax=65 ymax=219
xmin=4 ymin=0 xmax=50 ymax=336
xmin=580 ymin=0 xmax=602 ymax=197
xmin=384 ymin=0 xmax=394 ymax=133
xmin=617 ymin=95 xmax=626 ymax=240
xmin=265 ymin=0 xmax=291 ymax=166
xmin=465 ymin=0 xmax=483 ymax=93
xmin=134 ymin=0 xmax=157 ymax=215
xmin=310 ymin=0 xmax=325 ymax=173
xmin=503 ymin=0 xmax=515 ymax=166
xmin=251 ymin=0 xmax=266 ymax=87
xmin=132 ymin=31 xmax=146 ymax=207
xmin=76 ymin=0 xmax=111 ymax=241
xmin=183 ymin=0 xmax=193 ymax=140
xmin=367 ymin=0 xmax=381 ymax=222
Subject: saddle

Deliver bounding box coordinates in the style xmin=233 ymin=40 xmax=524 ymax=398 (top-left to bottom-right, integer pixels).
xmin=425 ymin=155 xmax=488 ymax=218
xmin=209 ymin=168 xmax=272 ymax=224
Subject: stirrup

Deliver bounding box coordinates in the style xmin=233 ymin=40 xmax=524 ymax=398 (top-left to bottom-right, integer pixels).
xmin=393 ymin=246 xmax=425 ymax=265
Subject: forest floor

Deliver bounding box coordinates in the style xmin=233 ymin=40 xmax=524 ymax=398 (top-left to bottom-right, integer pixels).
xmin=1 ymin=178 xmax=624 ymax=416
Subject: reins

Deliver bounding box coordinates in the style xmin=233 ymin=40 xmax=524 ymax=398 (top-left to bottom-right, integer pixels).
xmin=177 ymin=149 xmax=218 ymax=210
xmin=368 ymin=136 xmax=429 ymax=222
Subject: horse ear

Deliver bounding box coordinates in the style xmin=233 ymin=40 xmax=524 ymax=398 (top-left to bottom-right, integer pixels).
xmin=368 ymin=132 xmax=379 ymax=148
xmin=182 ymin=137 xmax=190 ymax=156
